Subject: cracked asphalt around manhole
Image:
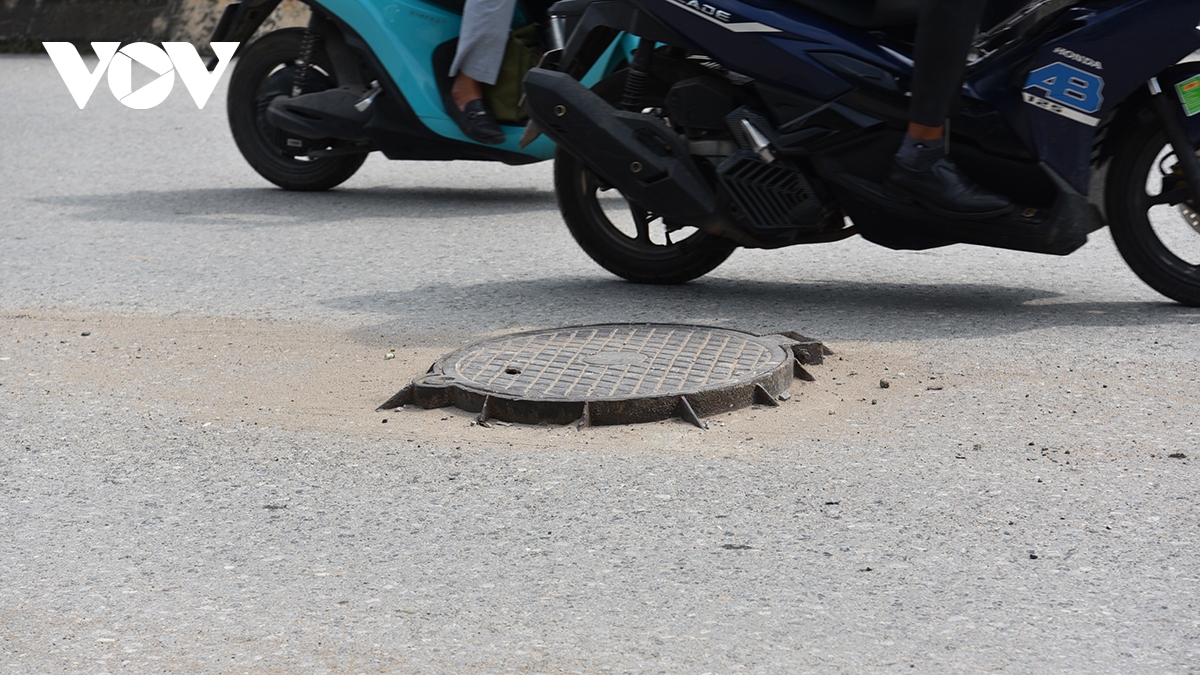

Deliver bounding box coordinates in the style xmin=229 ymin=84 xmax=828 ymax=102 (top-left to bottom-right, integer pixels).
xmin=2 ymin=55 xmax=1199 ymax=673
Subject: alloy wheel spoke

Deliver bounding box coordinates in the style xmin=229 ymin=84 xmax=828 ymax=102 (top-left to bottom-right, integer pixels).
xmin=1146 ymin=185 xmax=1192 ymax=207
xmin=630 ymin=206 xmax=654 ymax=244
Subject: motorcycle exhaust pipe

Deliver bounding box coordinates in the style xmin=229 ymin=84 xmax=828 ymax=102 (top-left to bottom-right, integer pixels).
xmin=265 ymin=88 xmax=373 ymax=141
xmin=523 ymin=68 xmax=717 ymax=223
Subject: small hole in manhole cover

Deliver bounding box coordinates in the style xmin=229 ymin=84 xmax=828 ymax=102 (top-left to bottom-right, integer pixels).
xmin=505 ymin=367 xmax=522 ymax=375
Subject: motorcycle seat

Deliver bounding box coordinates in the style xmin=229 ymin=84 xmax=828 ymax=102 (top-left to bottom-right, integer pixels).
xmin=784 ymin=0 xmax=920 ymax=28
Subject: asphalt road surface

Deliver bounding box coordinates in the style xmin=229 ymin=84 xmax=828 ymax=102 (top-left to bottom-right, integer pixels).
xmin=3 ymin=54 xmax=1199 ymax=673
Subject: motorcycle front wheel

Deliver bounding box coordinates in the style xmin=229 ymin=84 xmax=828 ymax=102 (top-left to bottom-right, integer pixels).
xmin=227 ymin=28 xmax=367 ymax=191
xmin=1107 ymin=111 xmax=1200 ymax=306
xmin=553 ymin=73 xmax=736 ymax=284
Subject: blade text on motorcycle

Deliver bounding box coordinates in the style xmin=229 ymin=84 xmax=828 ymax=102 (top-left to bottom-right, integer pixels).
xmin=665 ymin=0 xmax=780 ymax=33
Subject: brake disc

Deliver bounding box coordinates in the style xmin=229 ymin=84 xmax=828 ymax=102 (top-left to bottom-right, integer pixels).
xmin=1171 ymin=150 xmax=1200 ymax=236
xmin=1181 ymin=202 xmax=1200 ymax=235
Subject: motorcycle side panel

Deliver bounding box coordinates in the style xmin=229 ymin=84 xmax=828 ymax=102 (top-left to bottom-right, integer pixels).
xmin=627 ymin=0 xmax=1200 ymax=195
xmin=979 ymin=0 xmax=1200 ymax=193
xmin=627 ymin=0 xmax=908 ymax=101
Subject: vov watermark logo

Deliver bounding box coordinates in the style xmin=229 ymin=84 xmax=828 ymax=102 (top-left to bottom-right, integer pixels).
xmin=43 ymin=42 xmax=238 ymax=109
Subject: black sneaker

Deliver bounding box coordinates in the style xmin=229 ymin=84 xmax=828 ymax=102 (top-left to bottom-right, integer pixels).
xmin=884 ymin=156 xmax=1014 ymax=220
xmin=445 ymin=94 xmax=505 ymax=145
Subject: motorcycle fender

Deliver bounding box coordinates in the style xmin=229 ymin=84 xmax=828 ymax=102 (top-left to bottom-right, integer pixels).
xmin=554 ymin=0 xmax=687 ymax=78
xmin=208 ymin=0 xmax=283 ymax=62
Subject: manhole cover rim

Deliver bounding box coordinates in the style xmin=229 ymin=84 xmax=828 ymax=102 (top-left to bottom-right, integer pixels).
xmin=419 ymin=368 xmax=788 ymax=405
xmin=379 ymin=323 xmax=821 ymax=427
xmin=430 ymin=322 xmax=791 ymax=402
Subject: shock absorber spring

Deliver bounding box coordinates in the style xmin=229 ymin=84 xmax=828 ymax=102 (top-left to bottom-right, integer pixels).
xmin=620 ymin=38 xmax=655 ymax=112
xmin=292 ymin=16 xmax=322 ymax=97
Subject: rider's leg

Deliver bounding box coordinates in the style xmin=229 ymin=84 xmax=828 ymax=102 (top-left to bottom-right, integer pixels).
xmin=450 ymin=0 xmax=517 ymax=92
xmin=445 ymin=0 xmax=517 ymax=144
xmin=908 ymin=0 xmax=984 ymax=132
xmin=886 ymin=0 xmax=1013 ymax=219
xmin=451 ymin=73 xmax=484 ymax=110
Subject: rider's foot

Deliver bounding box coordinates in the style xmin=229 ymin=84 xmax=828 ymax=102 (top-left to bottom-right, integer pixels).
xmin=450 ymin=99 xmax=505 ymax=145
xmin=446 ymin=73 xmax=505 ymax=145
xmin=884 ymin=132 xmax=1012 ymax=220
xmin=884 ymin=136 xmax=1013 ymax=220
xmin=885 ymin=156 xmax=1014 ymax=219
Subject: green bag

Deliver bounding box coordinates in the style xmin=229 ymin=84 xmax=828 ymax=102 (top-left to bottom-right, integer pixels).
xmin=483 ymin=24 xmax=542 ymax=124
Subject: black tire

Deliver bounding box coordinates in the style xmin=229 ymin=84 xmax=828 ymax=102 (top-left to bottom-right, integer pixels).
xmin=227 ymin=28 xmax=367 ymax=191
xmin=1107 ymin=118 xmax=1200 ymax=306
xmin=552 ymin=73 xmax=736 ymax=284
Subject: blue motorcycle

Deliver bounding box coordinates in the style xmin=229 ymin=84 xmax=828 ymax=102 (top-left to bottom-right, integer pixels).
xmin=523 ymin=0 xmax=1200 ymax=305
xmin=210 ymin=0 xmax=633 ymax=190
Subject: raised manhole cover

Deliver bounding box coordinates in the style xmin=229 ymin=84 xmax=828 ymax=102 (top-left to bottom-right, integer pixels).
xmin=379 ymin=324 xmax=827 ymax=428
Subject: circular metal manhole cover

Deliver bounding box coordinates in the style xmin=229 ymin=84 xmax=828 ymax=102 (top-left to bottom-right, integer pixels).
xmin=381 ymin=324 xmax=822 ymax=427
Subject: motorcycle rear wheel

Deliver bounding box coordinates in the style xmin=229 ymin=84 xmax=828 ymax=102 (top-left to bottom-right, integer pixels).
xmin=227 ymin=28 xmax=367 ymax=191
xmin=1107 ymin=120 xmax=1200 ymax=306
xmin=553 ymin=73 xmax=736 ymax=284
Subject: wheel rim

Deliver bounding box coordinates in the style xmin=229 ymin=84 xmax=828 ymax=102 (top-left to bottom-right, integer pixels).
xmin=246 ymin=59 xmax=340 ymax=170
xmin=1134 ymin=142 xmax=1200 ymax=277
xmin=577 ymin=167 xmax=714 ymax=261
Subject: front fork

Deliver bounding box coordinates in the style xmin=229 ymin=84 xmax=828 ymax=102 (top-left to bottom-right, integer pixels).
xmin=1149 ymin=76 xmax=1200 ymax=206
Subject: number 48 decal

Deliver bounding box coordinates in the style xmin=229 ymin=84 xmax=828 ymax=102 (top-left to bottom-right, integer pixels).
xmin=1023 ymin=62 xmax=1105 ymax=127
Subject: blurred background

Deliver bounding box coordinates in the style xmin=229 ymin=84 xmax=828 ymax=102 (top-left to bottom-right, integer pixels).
xmin=0 ymin=0 xmax=307 ymax=52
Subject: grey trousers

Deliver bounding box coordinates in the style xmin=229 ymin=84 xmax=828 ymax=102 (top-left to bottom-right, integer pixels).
xmin=449 ymin=0 xmax=518 ymax=85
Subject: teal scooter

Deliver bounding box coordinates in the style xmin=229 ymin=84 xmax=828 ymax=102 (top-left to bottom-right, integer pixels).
xmin=211 ymin=0 xmax=633 ymax=190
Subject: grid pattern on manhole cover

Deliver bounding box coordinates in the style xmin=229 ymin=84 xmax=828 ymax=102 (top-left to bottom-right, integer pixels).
xmin=443 ymin=324 xmax=785 ymax=401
